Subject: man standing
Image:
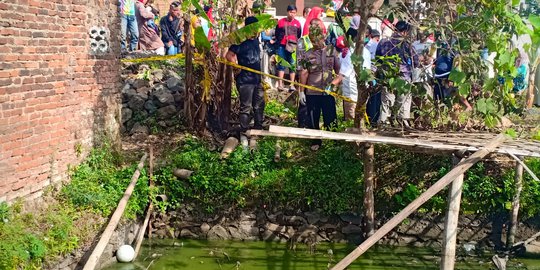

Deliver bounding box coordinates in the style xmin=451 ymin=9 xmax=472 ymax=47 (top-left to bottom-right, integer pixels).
xmin=275 ymin=5 xmax=301 ymax=92
xmin=120 ymin=0 xmax=139 ymax=52
xmin=365 ymin=29 xmax=381 ymax=125
xmin=225 ymin=17 xmax=265 ymax=138
xmin=160 ymin=1 xmax=182 ymax=55
xmin=365 ymin=29 xmax=380 ymax=60
xmin=297 ymin=21 xmax=341 ymax=150
xmin=375 ymin=21 xmax=419 ymax=128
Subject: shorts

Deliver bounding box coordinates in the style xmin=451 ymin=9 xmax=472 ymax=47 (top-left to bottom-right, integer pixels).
xmin=276 ymin=45 xmax=295 ymax=72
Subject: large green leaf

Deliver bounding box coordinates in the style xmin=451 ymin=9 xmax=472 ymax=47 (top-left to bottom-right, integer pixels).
xmin=449 ymin=69 xmax=466 ymax=84
xmin=194 ymin=26 xmax=211 ymax=52
xmin=191 ymin=0 xmax=213 ymax=28
xmin=529 ymin=15 xmax=540 ymax=29
xmin=219 ymin=18 xmax=277 ymax=48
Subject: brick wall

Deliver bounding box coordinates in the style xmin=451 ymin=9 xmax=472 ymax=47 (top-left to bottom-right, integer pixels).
xmin=0 ymin=0 xmax=122 ymax=202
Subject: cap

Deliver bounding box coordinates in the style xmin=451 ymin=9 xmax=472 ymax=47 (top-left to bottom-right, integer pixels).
xmin=245 ymin=16 xmax=258 ymax=26
xmin=287 ymin=5 xmax=297 ymax=11
xmin=370 ymin=29 xmax=380 ymax=37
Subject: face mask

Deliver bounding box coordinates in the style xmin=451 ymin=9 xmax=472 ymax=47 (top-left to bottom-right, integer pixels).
xmin=364 ymin=37 xmax=370 ymax=43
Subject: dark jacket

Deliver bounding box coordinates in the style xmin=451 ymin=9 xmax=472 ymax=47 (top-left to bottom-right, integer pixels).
xmin=160 ymin=14 xmax=181 ymax=47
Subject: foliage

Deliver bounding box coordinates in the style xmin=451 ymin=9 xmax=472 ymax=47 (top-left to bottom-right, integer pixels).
xmin=0 ymin=203 xmax=81 ymax=269
xmin=0 ymin=143 xmax=151 ymax=269
xmin=154 ymin=136 xmax=363 ymax=214
xmin=218 ymin=14 xmax=277 ymax=48
xmin=62 ymin=143 xmax=149 ymax=219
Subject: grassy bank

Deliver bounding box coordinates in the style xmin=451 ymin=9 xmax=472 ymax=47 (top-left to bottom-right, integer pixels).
xmin=2 ymin=134 xmax=540 ymax=269
xmin=0 ymin=145 xmax=148 ymax=269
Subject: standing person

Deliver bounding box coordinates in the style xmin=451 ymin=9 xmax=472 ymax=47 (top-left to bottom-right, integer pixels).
xmin=120 ymin=0 xmax=139 ymax=52
xmin=346 ymin=6 xmax=361 ymax=40
xmin=336 ymin=36 xmax=371 ymax=121
xmin=297 ymin=21 xmax=341 ymax=150
xmin=275 ymin=5 xmax=301 ymax=92
xmin=135 ymin=0 xmax=165 ymax=55
xmin=225 ymin=17 xmax=265 ymax=138
xmin=375 ymin=20 xmax=419 ymax=128
xmin=365 ymin=29 xmax=382 ymax=125
xmin=160 ymin=1 xmax=182 ymax=55
xmin=302 ymin=7 xmax=326 ymax=37
xmin=365 ymin=29 xmax=380 ymax=60
xmin=298 ymin=7 xmax=311 ymax=36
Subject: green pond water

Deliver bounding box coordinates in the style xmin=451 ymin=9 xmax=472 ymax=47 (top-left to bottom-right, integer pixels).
xmin=104 ymin=239 xmax=540 ymax=270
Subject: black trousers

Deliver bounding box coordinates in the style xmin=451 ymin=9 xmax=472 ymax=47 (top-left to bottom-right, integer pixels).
xmin=306 ymin=95 xmax=337 ymax=146
xmin=238 ymin=83 xmax=265 ymax=133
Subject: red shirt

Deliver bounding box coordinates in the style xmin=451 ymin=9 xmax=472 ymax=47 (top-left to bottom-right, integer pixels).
xmin=276 ymin=18 xmax=301 ymax=45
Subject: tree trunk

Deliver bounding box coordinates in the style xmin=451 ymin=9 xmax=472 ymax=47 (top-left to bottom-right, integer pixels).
xmin=353 ymin=0 xmax=385 ymax=129
xmin=183 ymin=13 xmax=194 ymax=128
xmin=441 ymin=155 xmax=464 ymax=270
xmin=362 ymin=143 xmax=375 ymax=238
xmin=507 ymin=160 xmax=524 ymax=248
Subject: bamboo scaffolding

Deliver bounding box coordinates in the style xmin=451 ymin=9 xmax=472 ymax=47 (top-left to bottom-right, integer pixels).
xmin=330 ymin=134 xmax=506 ymax=270
xmin=82 ymin=153 xmax=147 ymax=270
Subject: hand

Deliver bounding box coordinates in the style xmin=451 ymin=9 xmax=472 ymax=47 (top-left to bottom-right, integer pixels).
xmin=299 ymin=91 xmax=306 ymax=105
xmin=167 ymin=41 xmax=173 ymax=47
xmin=270 ymin=40 xmax=275 ymax=44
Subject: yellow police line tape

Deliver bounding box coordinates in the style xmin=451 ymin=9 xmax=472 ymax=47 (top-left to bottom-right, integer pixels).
xmin=121 ymin=53 xmax=370 ymax=123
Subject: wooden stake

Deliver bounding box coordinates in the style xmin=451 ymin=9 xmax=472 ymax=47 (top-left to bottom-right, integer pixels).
xmin=362 ymin=143 xmax=375 ymax=237
xmin=83 ymin=153 xmax=147 ymax=270
xmin=134 ymin=147 xmax=154 ymax=259
xmin=330 ymin=134 xmax=507 ymax=270
xmin=507 ymin=160 xmax=524 ymax=248
xmin=441 ymin=155 xmax=465 ymax=270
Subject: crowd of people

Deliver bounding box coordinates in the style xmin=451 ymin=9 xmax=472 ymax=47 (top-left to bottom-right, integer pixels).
xmin=119 ymin=1 xmax=530 ymax=150
xmin=119 ymin=0 xmax=213 ymax=55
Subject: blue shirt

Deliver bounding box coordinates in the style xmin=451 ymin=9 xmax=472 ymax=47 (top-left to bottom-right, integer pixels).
xmin=229 ymin=39 xmax=261 ymax=85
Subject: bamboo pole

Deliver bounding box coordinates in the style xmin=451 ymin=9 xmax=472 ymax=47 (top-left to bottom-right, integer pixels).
xmin=507 ymin=160 xmax=524 ymax=248
xmin=134 ymin=147 xmax=155 ymax=258
xmin=506 ymin=152 xmax=540 ymax=182
xmin=362 ymin=143 xmax=375 ymax=237
xmin=441 ymin=155 xmax=465 ymax=270
xmin=83 ymin=153 xmax=147 ymax=270
xmin=331 ymin=134 xmax=507 ymax=270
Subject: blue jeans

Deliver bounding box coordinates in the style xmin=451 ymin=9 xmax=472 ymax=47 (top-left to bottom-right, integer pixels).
xmin=167 ymin=45 xmax=178 ymax=55
xmin=121 ymin=14 xmax=139 ymax=51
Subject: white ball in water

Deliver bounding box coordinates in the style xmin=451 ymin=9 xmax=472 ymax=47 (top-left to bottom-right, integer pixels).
xmin=116 ymin=245 xmax=135 ymax=263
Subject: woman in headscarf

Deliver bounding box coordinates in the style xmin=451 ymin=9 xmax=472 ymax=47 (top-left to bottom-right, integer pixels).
xmin=135 ymin=0 xmax=165 ymax=55
xmin=302 ymin=6 xmax=326 ymax=37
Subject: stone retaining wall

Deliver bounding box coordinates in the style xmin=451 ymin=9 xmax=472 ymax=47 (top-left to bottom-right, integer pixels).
xmin=150 ymin=206 xmax=540 ymax=253
xmin=121 ymin=64 xmax=185 ymax=138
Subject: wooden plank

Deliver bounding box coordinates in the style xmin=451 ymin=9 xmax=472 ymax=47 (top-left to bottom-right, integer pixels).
xmin=83 ymin=153 xmax=147 ymax=270
xmin=248 ymin=126 xmax=540 ymax=158
xmin=330 ymin=134 xmax=506 ymax=270
xmin=441 ymin=156 xmax=465 ymax=270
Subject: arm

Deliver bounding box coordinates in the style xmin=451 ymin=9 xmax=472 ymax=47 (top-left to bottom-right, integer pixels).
xmin=225 ymin=50 xmax=237 ymax=63
xmin=331 ymin=55 xmax=342 ymax=86
xmin=299 ymin=70 xmax=309 ymax=92
xmin=261 ymin=31 xmax=272 ymax=42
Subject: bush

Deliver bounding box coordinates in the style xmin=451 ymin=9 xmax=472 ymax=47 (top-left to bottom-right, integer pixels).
xmin=155 ymin=136 xmax=364 ymax=214
xmin=62 ymin=145 xmax=149 ymax=219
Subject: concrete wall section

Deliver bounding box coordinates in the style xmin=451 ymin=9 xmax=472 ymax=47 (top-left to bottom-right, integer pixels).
xmin=0 ymin=0 xmax=122 ymax=202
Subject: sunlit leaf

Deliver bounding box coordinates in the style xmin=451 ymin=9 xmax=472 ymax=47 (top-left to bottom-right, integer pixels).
xmin=449 ymin=69 xmax=466 ymax=84
xmin=194 ymin=26 xmax=211 ymax=52
xmin=219 ymin=18 xmax=277 ymax=48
